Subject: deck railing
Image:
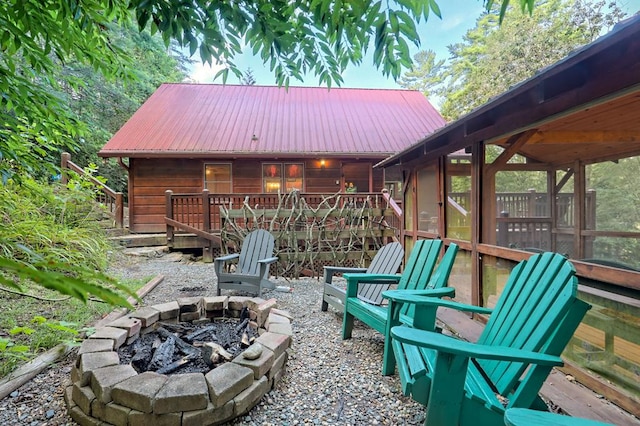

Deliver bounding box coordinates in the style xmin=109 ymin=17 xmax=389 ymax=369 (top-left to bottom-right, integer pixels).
xmin=61 ymin=153 xmax=124 ymax=228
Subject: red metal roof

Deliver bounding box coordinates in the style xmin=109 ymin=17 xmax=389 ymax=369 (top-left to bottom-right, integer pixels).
xmin=99 ymin=84 xmax=445 ymax=158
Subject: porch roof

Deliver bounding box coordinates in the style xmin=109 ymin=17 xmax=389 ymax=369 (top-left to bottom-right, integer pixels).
xmin=99 ymin=84 xmax=445 ymax=159
xmin=379 ymin=15 xmax=640 ymax=168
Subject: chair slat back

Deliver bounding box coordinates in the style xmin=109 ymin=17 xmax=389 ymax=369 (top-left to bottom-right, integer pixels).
xmin=358 ymin=242 xmax=405 ymax=304
xmin=238 ymin=229 xmax=275 ymax=278
xmin=477 ymin=252 xmax=583 ymax=395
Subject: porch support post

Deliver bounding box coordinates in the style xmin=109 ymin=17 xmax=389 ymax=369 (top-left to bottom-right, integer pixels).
xmin=202 ymin=189 xmax=213 ymax=263
xmin=165 ymin=190 xmax=174 ymax=247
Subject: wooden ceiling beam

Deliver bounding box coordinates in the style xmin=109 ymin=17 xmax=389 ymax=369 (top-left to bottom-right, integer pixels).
xmin=527 ymin=130 xmax=640 ymax=144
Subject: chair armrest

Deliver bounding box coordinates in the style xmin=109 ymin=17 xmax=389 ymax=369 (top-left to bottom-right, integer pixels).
xmin=214 ymin=253 xmax=239 ymax=263
xmin=323 ymin=266 xmax=367 ymax=284
xmin=258 ymin=256 xmax=279 ymax=265
xmin=382 ymin=290 xmax=493 ymax=315
xmin=391 ymin=326 xmax=564 ymax=367
xmin=344 ymin=274 xmax=402 ymax=298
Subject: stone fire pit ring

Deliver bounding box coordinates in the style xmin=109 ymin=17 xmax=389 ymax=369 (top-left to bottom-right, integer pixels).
xmin=64 ymin=296 xmax=293 ymax=426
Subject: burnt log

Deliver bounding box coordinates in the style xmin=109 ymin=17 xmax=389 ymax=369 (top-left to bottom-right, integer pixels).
xmin=235 ymin=318 xmax=249 ymax=333
xmin=156 ymin=354 xmax=197 ymax=374
xmin=183 ymin=325 xmax=217 ymax=343
xmin=149 ymin=336 xmax=175 ymax=371
xmin=157 ymin=327 xmax=199 ymax=357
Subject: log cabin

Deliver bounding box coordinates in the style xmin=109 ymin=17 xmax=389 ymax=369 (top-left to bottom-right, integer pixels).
xmin=378 ymin=15 xmax=640 ymax=421
xmin=98 ymin=84 xmax=445 ymax=234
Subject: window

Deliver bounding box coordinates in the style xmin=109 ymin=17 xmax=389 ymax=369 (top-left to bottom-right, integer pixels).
xmin=204 ymin=163 xmax=231 ymax=192
xmin=263 ymin=163 xmax=303 ymax=193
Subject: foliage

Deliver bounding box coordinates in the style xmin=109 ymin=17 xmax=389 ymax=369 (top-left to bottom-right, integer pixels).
xmin=399 ymin=0 xmax=625 ymax=120
xmin=397 ymin=50 xmax=445 ymax=98
xmin=0 ymin=173 xmax=135 ymax=307
xmin=241 ymin=68 xmax=257 ymax=85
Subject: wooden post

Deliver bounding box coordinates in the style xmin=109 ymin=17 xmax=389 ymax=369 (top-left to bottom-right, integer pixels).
xmin=497 ymin=210 xmax=510 ymax=247
xmin=115 ymin=192 xmax=124 ymax=229
xmin=165 ymin=190 xmax=174 ymax=247
xmin=60 ymin=152 xmax=70 ymax=184
xmin=202 ymin=189 xmax=213 ymax=262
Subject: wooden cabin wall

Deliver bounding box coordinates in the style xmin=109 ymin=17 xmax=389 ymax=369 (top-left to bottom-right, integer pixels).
xmin=129 ymin=158 xmax=386 ymax=233
xmin=130 ymin=158 xmax=204 ymax=233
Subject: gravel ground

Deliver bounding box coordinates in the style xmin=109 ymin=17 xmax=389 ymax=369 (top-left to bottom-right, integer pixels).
xmin=0 ymin=247 xmax=425 ymax=425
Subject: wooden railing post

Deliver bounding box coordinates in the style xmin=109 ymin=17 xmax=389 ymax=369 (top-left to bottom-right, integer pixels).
xmin=115 ymin=193 xmax=124 ymax=228
xmin=165 ymin=190 xmax=174 ymax=246
xmin=202 ymin=189 xmax=213 ymax=262
xmin=498 ymin=210 xmax=510 ymax=247
xmin=61 ymin=152 xmax=70 ymax=184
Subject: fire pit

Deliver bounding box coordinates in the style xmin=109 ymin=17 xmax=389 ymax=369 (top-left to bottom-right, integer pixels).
xmin=63 ymin=296 xmax=293 ymax=425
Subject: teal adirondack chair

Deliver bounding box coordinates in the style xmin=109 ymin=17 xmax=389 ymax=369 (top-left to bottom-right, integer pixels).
xmin=342 ymin=240 xmax=459 ymax=372
xmin=384 ymin=252 xmax=591 ymax=426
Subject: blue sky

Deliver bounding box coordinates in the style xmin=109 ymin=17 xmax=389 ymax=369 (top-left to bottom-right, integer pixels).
xmin=189 ymin=0 xmax=640 ymax=88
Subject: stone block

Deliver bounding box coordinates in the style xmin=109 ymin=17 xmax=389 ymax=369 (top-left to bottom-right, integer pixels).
xmin=233 ymin=376 xmax=269 ymax=416
xmin=107 ymin=316 xmax=142 ymax=337
xmin=63 ymin=384 xmax=76 ymax=409
xmin=129 ymin=306 xmax=161 ymax=327
xmin=177 ymin=296 xmax=203 ymax=313
xmin=103 ymin=402 xmax=132 ymax=426
xmin=68 ymin=405 xmax=102 ymax=426
xmin=245 ymin=297 xmax=266 ymax=312
xmin=267 ymin=351 xmax=288 ymax=381
xmin=72 ymin=383 xmax=96 ymax=415
xmin=270 ymin=308 xmax=293 ymax=322
xmin=265 ymin=312 xmax=290 ymax=328
xmin=255 ymin=298 xmax=277 ymax=327
xmin=256 ymin=332 xmax=290 ymax=360
xmin=272 ymin=366 xmax=287 ymax=389
xmin=180 ymin=311 xmax=202 ymax=322
xmin=126 ymin=332 xmax=140 ymax=346
xmin=267 ymin=322 xmax=293 ymax=337
xmin=205 ymin=309 xmax=224 ymax=319
xmin=112 ymin=371 xmax=167 ymax=413
xmin=91 ymin=364 xmax=138 ymax=404
xmin=151 ymin=301 xmax=180 ymax=320
xmin=248 ymin=310 xmax=258 ymax=321
xmin=89 ymin=326 xmax=128 ymax=349
xmin=77 ymin=339 xmax=114 ymax=356
xmin=90 ymin=399 xmax=106 ymax=421
xmin=232 ymin=345 xmax=274 ymax=379
xmin=77 ymin=351 xmax=120 ymax=386
xmin=153 ymin=372 xmax=208 ymax=414
xmin=227 ymin=296 xmax=251 ymax=311
xmin=182 ymin=401 xmax=235 ymax=426
xmin=205 ymin=363 xmax=254 ymax=408
xmin=141 ymin=324 xmax=158 ymax=335
xmin=71 ymin=366 xmax=81 ymax=384
xmin=193 ymin=317 xmax=211 ymax=325
xmin=203 ymin=296 xmax=227 ymax=311
xmin=129 ymin=410 xmax=181 ymax=426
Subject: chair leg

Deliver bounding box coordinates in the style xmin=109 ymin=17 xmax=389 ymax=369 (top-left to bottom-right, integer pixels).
xmin=321 ymin=298 xmax=329 ymax=311
xmin=342 ymin=311 xmax=354 ymax=339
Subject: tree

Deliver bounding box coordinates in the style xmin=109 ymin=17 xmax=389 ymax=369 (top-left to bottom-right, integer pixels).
xmin=241 ymin=68 xmax=257 ymax=85
xmin=425 ymin=0 xmax=625 ymax=120
xmin=0 ymin=0 xmax=534 ymax=304
xmin=397 ymin=50 xmax=445 ymax=98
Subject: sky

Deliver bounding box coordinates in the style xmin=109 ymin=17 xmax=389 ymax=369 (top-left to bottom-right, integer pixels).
xmin=189 ymin=0 xmax=640 ymax=89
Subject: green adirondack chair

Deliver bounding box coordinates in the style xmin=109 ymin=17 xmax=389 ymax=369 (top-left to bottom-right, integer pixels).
xmin=342 ymin=240 xmax=459 ymax=372
xmin=384 ymin=252 xmax=591 ymax=426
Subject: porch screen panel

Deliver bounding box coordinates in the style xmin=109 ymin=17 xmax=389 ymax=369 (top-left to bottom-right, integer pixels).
xmin=417 ymin=166 xmax=439 ymax=233
xmin=204 ymin=163 xmax=231 ymax=192
xmin=446 ymin=160 xmax=471 ymax=241
xmin=584 ymin=157 xmax=640 ymax=270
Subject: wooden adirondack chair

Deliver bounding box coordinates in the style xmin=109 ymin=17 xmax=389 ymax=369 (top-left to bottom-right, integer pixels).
xmin=321 ymin=241 xmax=404 ymax=313
xmin=384 ymin=252 xmax=591 ymax=426
xmin=214 ymin=229 xmax=279 ymax=297
xmin=504 ymin=408 xmax=614 ymax=426
xmin=341 ymin=241 xmax=459 ymax=372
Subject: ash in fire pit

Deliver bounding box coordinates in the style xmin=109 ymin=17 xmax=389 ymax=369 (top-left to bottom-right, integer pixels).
xmin=64 ymin=296 xmax=293 ymax=426
xmin=119 ymin=315 xmax=259 ymax=375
